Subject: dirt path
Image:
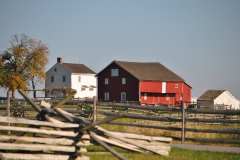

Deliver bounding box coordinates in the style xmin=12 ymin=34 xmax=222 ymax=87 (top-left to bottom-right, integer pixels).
xmin=172 ymin=143 xmax=240 ymax=153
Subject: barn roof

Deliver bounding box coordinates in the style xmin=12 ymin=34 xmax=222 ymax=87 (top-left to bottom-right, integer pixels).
xmin=197 ymin=90 xmax=226 ymax=101
xmin=114 ymin=60 xmax=185 ymax=82
xmin=61 ymin=63 xmax=96 ymax=74
xmin=96 ymin=60 xmax=192 ymax=87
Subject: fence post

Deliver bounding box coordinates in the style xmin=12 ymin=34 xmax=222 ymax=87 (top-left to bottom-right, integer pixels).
xmin=7 ymin=91 xmax=11 ymax=135
xmin=169 ymin=113 xmax=171 ymax=126
xmin=93 ymin=96 xmax=97 ymax=122
xmin=181 ymin=103 xmax=186 ymax=142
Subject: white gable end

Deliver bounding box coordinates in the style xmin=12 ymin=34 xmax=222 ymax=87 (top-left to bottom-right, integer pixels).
xmin=214 ymin=91 xmax=239 ymax=109
xmin=45 ymin=63 xmax=72 ymax=91
xmin=46 ymin=63 xmax=71 ymax=75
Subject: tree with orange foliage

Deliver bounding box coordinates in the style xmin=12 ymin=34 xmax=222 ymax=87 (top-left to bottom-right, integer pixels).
xmin=0 ymin=34 xmax=49 ymax=98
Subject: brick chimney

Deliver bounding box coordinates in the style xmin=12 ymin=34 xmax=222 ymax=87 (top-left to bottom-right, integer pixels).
xmin=57 ymin=57 xmax=62 ymax=64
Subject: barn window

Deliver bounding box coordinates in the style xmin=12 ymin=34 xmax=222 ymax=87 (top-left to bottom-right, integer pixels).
xmin=121 ymin=92 xmax=126 ymax=100
xmin=105 ymin=78 xmax=108 ymax=85
xmin=63 ymin=76 xmax=66 ymax=82
xmin=111 ymin=69 xmax=118 ymax=76
xmin=78 ymin=76 xmax=81 ymax=82
xmin=144 ymin=93 xmax=147 ymax=100
xmin=105 ymin=92 xmax=109 ymax=101
xmin=54 ymin=68 xmax=57 ymax=72
xmin=175 ymin=84 xmax=178 ymax=88
xmin=51 ymin=76 xmax=54 ymax=82
xmin=166 ymin=94 xmax=169 ymax=100
xmin=122 ymin=78 xmax=126 ymax=84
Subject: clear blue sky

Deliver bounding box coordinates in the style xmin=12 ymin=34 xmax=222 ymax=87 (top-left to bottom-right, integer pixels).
xmin=0 ymin=0 xmax=240 ymax=99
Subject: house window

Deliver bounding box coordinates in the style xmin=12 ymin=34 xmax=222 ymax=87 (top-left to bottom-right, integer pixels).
xmin=51 ymin=76 xmax=54 ymax=82
xmin=105 ymin=78 xmax=108 ymax=85
xmin=166 ymin=94 xmax=169 ymax=100
xmin=63 ymin=76 xmax=66 ymax=82
xmin=175 ymin=84 xmax=178 ymax=88
xmin=78 ymin=76 xmax=81 ymax=82
xmin=81 ymin=85 xmax=88 ymax=91
xmin=51 ymin=90 xmax=53 ymax=95
xmin=105 ymin=92 xmax=109 ymax=101
xmin=144 ymin=93 xmax=147 ymax=100
xmin=89 ymin=85 xmax=96 ymax=91
xmin=121 ymin=92 xmax=126 ymax=100
xmin=122 ymin=78 xmax=126 ymax=84
xmin=54 ymin=68 xmax=57 ymax=72
xmin=111 ymin=69 xmax=118 ymax=76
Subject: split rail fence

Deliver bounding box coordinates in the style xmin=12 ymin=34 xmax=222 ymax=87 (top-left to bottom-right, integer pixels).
xmin=97 ymin=102 xmax=240 ymax=144
xmin=0 ymin=91 xmax=172 ymax=160
xmin=1 ymin=96 xmax=240 ymax=145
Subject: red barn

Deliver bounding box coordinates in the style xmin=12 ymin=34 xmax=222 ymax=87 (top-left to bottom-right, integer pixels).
xmin=96 ymin=60 xmax=192 ymax=105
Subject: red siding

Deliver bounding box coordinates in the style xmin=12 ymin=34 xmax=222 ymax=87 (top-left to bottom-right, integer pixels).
xmin=183 ymin=83 xmax=191 ymax=105
xmin=140 ymin=81 xmax=183 ymax=94
xmin=140 ymin=81 xmax=191 ymax=105
xmin=97 ymin=62 xmax=139 ymax=102
xmin=141 ymin=93 xmax=176 ymax=104
xmin=140 ymin=81 xmax=162 ymax=93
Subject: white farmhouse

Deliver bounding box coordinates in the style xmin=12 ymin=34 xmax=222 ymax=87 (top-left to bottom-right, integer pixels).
xmin=197 ymin=90 xmax=239 ymax=109
xmin=45 ymin=57 xmax=97 ymax=99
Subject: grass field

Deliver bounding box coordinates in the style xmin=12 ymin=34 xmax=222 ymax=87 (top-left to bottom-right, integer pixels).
xmin=98 ymin=117 xmax=240 ymax=146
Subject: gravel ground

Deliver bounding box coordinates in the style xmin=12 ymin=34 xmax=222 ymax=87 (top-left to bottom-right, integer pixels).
xmin=172 ymin=143 xmax=240 ymax=153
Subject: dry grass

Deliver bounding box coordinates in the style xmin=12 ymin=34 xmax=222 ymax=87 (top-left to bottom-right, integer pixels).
xmin=100 ymin=118 xmax=240 ymax=147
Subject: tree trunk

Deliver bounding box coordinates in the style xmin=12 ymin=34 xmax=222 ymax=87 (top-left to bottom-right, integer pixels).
xmin=7 ymin=91 xmax=11 ymax=134
xmin=12 ymin=90 xmax=15 ymax=98
xmin=32 ymin=76 xmax=36 ymax=99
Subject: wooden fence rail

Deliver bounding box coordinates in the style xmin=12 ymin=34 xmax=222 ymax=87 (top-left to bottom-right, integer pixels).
xmin=99 ymin=102 xmax=240 ymax=114
xmin=9 ymin=98 xmax=93 ymax=104
xmin=2 ymin=96 xmax=240 ymax=145
xmin=0 ymin=90 xmax=172 ymax=159
xmin=97 ymin=102 xmax=240 ymax=144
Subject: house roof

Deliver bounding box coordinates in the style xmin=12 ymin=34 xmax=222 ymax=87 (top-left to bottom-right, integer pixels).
xmin=114 ymin=60 xmax=185 ymax=82
xmin=197 ymin=90 xmax=226 ymax=101
xmin=61 ymin=63 xmax=95 ymax=74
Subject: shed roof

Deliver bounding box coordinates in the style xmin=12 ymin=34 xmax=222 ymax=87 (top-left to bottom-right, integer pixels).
xmin=114 ymin=60 xmax=185 ymax=82
xmin=197 ymin=90 xmax=226 ymax=101
xmin=61 ymin=63 xmax=95 ymax=74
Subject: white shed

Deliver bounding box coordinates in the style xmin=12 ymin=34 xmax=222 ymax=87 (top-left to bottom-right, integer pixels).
xmin=45 ymin=57 xmax=97 ymax=99
xmin=197 ymin=90 xmax=239 ymax=110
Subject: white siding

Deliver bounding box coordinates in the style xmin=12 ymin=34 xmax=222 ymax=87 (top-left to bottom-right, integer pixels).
xmin=214 ymin=91 xmax=239 ymax=109
xmin=162 ymin=82 xmax=166 ymax=93
xmin=238 ymin=100 xmax=240 ymax=110
xmin=71 ymin=74 xmax=97 ymax=98
xmin=191 ymin=97 xmax=198 ymax=103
